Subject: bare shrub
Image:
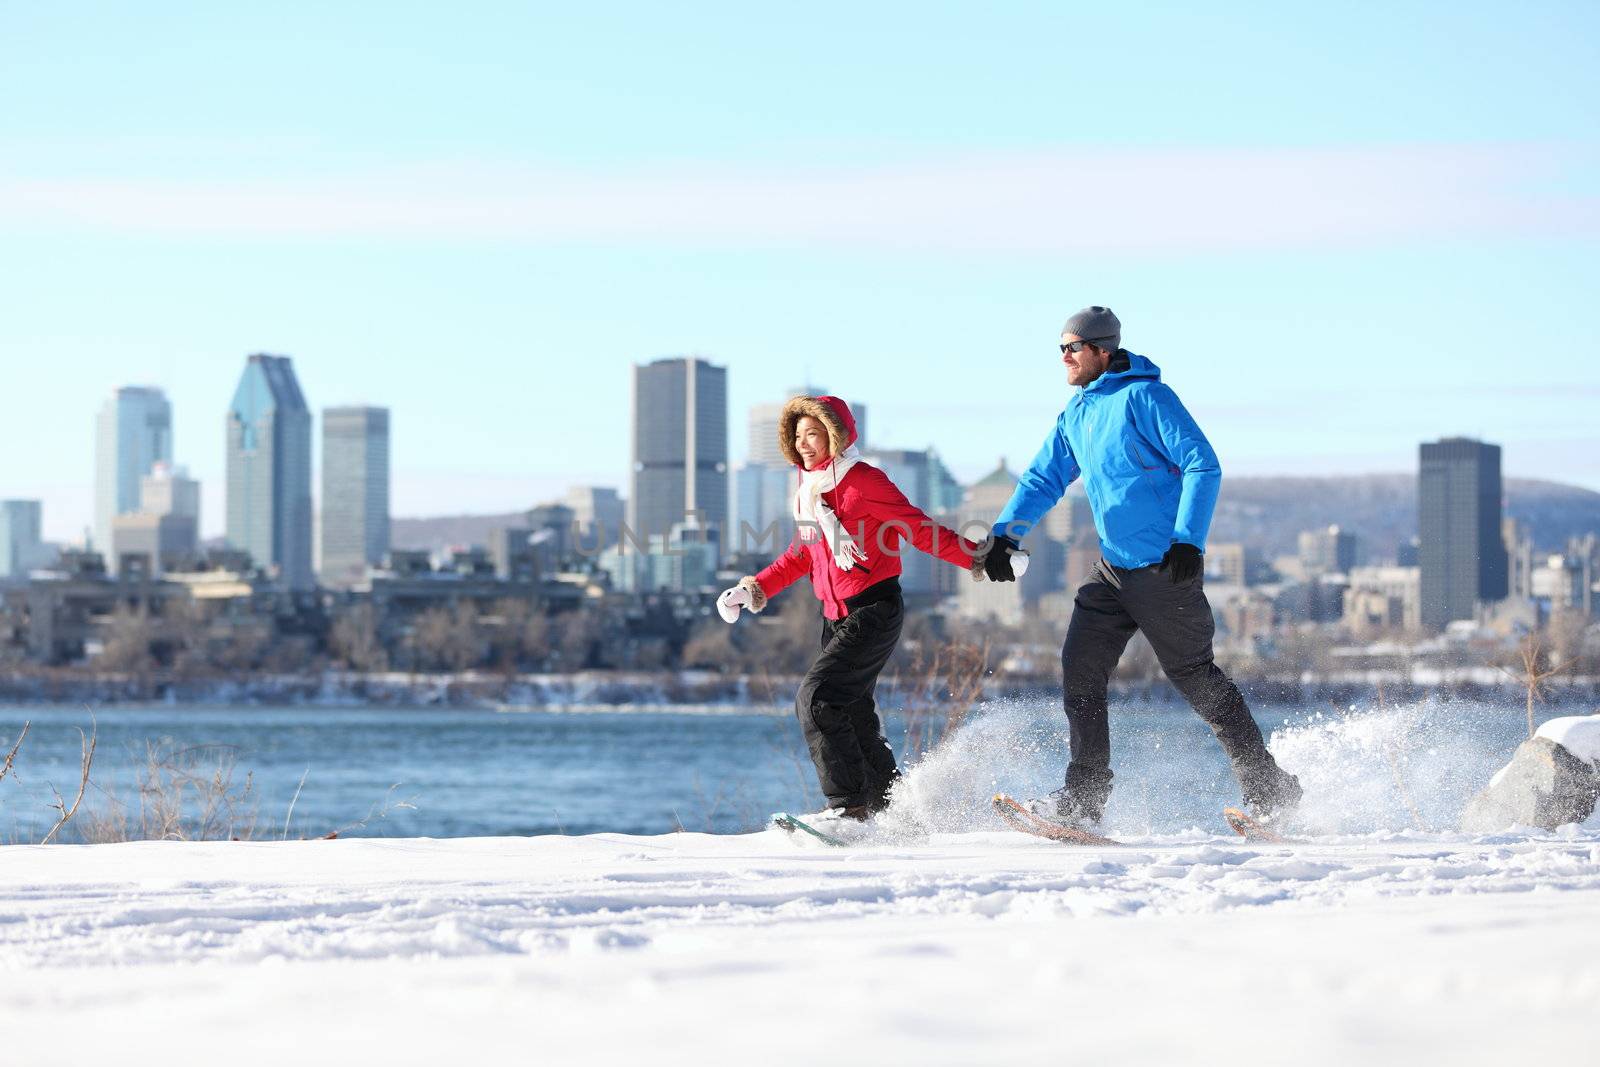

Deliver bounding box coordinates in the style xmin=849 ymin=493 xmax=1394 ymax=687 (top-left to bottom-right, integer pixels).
xmin=897 ymin=637 xmax=991 ymax=761
xmin=80 ymin=740 xmax=259 ymax=843
xmin=1497 ymin=630 xmax=1573 ymax=740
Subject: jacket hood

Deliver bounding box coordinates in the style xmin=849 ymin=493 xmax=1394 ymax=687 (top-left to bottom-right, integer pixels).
xmin=1083 ymin=351 xmax=1161 ymax=394
xmin=778 ymin=395 xmax=857 ymax=468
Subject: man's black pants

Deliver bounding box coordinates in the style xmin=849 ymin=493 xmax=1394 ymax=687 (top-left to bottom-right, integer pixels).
xmin=1061 ymin=559 xmax=1280 ymax=812
xmin=795 ymin=579 xmax=903 ymax=810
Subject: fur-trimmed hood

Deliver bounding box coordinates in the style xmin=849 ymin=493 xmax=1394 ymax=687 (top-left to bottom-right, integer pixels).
xmin=778 ymin=395 xmax=858 ymax=469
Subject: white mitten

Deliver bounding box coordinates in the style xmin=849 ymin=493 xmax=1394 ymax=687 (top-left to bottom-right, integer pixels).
xmin=1008 ymin=548 xmax=1031 ymax=578
xmin=716 ymin=585 xmax=751 ymax=624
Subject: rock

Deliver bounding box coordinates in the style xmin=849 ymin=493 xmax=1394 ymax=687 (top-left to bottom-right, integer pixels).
xmin=1461 ymin=721 xmax=1600 ymax=833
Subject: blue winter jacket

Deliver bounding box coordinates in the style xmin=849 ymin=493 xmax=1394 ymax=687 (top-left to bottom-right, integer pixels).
xmin=993 ymin=353 xmax=1221 ymax=570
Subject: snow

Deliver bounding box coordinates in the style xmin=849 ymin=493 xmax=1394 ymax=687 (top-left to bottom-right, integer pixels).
xmin=5 ymin=700 xmax=1599 ymax=1064
xmin=1537 ymin=714 xmax=1600 ymax=766
xmin=3 ymin=825 xmax=1599 ymax=1066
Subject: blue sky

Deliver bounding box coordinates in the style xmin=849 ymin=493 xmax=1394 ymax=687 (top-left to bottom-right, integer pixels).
xmin=3 ymin=2 xmax=1597 ymax=541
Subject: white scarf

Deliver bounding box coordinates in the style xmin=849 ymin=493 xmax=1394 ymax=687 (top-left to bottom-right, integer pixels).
xmin=793 ymin=444 xmax=868 ymax=571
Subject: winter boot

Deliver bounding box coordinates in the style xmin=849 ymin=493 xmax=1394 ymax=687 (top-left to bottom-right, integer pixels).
xmin=1025 ymin=786 xmax=1104 ymax=829
xmin=1243 ymin=766 xmax=1303 ymax=826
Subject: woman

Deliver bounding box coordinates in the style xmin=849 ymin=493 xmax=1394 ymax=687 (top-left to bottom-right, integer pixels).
xmin=718 ymin=395 xmax=992 ymax=821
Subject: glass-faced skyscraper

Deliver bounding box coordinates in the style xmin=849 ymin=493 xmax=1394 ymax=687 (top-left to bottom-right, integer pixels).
xmin=319 ymin=406 xmax=391 ymax=588
xmin=94 ymin=386 xmax=173 ymax=563
xmin=630 ymin=357 xmax=728 ymax=555
xmin=226 ymin=355 xmax=313 ymax=589
xmin=1419 ymin=437 xmax=1508 ymax=629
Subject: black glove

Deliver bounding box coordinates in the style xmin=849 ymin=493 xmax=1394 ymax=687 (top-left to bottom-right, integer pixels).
xmin=1160 ymin=542 xmax=1203 ymax=584
xmin=984 ymin=535 xmax=1021 ymax=582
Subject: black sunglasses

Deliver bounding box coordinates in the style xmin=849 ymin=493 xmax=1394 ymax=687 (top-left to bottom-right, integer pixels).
xmin=1060 ymin=338 xmax=1113 ymax=355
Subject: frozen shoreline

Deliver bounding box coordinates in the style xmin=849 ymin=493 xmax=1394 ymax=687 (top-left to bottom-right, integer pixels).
xmin=3 ymin=826 xmax=1598 ymax=1065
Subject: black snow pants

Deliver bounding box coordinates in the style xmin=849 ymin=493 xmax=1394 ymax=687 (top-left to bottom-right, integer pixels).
xmin=795 ymin=577 xmax=904 ymax=810
xmin=1060 ymin=558 xmax=1285 ymax=815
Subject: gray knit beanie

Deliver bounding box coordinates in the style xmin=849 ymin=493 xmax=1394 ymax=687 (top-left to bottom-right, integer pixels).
xmin=1062 ymin=306 xmax=1121 ymax=353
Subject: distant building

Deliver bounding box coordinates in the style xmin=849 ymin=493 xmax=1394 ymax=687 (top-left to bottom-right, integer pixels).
xmin=956 ymin=461 xmax=1064 ymax=624
xmin=566 ymin=486 xmax=624 ymax=554
xmin=630 ymin=357 xmax=728 ymax=576
xmin=0 ymin=500 xmax=43 ymax=579
xmin=1344 ymin=566 xmax=1422 ymax=634
xmin=140 ymin=463 xmax=201 ymax=525
xmin=1571 ymin=533 xmax=1599 ymax=617
xmin=1503 ymin=517 xmax=1535 ymax=601
xmin=1418 ymin=438 xmax=1508 ymax=629
xmin=731 ymin=463 xmax=795 ymax=560
xmin=320 ymin=406 xmax=391 ymax=588
xmin=227 ymin=354 xmax=314 ymax=590
xmin=1531 ymin=554 xmax=1585 ymax=613
xmin=492 ymin=503 xmax=577 ymax=581
xmin=1298 ymin=525 xmax=1357 ymax=575
xmin=1206 ymin=542 xmax=1252 ymax=587
xmin=111 ymin=512 xmax=198 ymax=578
xmin=1396 ymin=537 xmax=1421 ymax=567
xmin=1214 ymin=586 xmax=1276 ymax=643
xmin=94 ymin=386 xmax=172 ymax=565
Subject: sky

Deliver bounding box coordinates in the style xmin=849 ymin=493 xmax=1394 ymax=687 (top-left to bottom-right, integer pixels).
xmin=2 ymin=1 xmax=1597 ymax=542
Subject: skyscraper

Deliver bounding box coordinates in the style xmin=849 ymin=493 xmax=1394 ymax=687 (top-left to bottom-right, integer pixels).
xmin=94 ymin=386 xmax=172 ymax=563
xmin=0 ymin=500 xmax=42 ymax=579
xmin=320 ymin=406 xmax=391 ymax=588
xmin=630 ymin=357 xmax=728 ymax=556
xmin=1419 ymin=437 xmax=1508 ymax=629
xmin=227 ymin=355 xmax=313 ymax=589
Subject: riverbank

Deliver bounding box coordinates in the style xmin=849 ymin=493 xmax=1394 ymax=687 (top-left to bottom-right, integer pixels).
xmin=3 ymin=667 xmax=1597 ymax=709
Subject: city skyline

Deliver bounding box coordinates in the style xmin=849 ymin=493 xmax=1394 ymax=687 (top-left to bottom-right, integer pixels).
xmin=10 ymin=353 xmax=1600 ymax=553
xmin=4 ymin=6 xmax=1598 ymax=543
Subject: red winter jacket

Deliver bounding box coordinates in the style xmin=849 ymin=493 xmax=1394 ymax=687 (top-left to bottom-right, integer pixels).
xmin=754 ymin=396 xmax=982 ymax=619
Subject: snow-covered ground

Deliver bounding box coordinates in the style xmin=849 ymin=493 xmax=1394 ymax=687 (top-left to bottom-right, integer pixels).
xmin=4 ymin=701 xmax=1598 ymax=1065
xmin=4 ymin=824 xmax=1598 ymax=1065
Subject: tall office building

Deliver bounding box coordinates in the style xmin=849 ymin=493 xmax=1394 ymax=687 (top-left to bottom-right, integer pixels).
xmin=94 ymin=386 xmax=173 ymax=563
xmin=0 ymin=500 xmax=43 ymax=579
xmin=1419 ymin=437 xmax=1508 ymax=629
xmin=227 ymin=355 xmax=313 ymax=589
xmin=630 ymin=357 xmax=728 ymax=558
xmin=319 ymin=406 xmax=390 ymax=588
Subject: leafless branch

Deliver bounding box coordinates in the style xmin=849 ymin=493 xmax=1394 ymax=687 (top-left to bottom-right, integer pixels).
xmin=42 ymin=716 xmax=97 ymax=845
xmin=318 ymin=784 xmax=419 ymax=840
xmin=0 ymin=720 xmax=28 ymax=786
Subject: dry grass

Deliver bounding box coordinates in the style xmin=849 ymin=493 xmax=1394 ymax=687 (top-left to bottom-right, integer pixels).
xmin=80 ymin=739 xmax=259 ymax=843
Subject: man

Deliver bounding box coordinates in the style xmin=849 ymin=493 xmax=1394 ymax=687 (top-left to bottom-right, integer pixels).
xmin=985 ymin=306 xmax=1301 ymax=827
